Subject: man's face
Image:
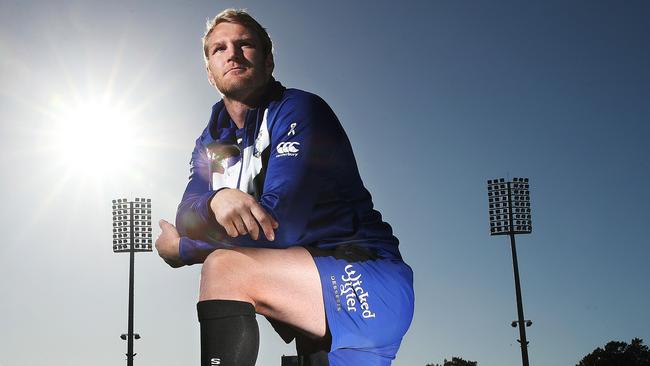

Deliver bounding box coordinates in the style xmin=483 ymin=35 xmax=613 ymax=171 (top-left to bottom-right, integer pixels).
xmin=205 ymin=22 xmax=273 ymax=99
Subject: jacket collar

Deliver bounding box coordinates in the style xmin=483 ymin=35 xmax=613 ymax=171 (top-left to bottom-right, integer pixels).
xmin=207 ymin=79 xmax=284 ymax=143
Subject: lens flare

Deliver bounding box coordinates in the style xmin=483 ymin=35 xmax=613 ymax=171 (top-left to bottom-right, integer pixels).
xmin=47 ymin=97 xmax=138 ymax=180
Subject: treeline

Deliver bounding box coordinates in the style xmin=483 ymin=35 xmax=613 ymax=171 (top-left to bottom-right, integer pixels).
xmin=425 ymin=338 xmax=650 ymax=366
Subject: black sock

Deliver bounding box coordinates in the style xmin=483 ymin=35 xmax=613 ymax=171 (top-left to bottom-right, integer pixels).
xmin=197 ymin=300 xmax=259 ymax=366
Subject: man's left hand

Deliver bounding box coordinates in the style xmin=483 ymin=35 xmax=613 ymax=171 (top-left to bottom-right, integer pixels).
xmin=155 ymin=219 xmax=184 ymax=268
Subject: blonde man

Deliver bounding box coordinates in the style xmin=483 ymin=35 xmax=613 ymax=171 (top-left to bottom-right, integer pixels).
xmin=156 ymin=9 xmax=414 ymax=366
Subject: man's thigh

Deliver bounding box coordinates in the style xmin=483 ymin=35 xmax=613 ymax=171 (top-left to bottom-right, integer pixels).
xmin=310 ymin=249 xmax=414 ymax=352
xmin=200 ymin=246 xmax=326 ymax=338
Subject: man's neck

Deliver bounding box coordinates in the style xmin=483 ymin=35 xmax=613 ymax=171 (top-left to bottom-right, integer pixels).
xmin=222 ymin=98 xmax=251 ymax=129
xmin=222 ymin=82 xmax=270 ymax=129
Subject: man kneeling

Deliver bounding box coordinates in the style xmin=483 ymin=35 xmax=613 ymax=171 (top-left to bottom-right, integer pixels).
xmin=155 ymin=8 xmax=414 ymax=366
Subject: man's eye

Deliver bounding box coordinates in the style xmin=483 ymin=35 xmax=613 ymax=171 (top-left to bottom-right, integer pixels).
xmin=212 ymin=46 xmax=225 ymax=54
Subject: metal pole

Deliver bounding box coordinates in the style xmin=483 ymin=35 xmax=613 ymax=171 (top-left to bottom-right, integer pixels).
xmin=507 ymin=182 xmax=529 ymax=366
xmin=127 ymin=202 xmax=135 ymax=366
xmin=509 ymin=234 xmax=529 ymax=366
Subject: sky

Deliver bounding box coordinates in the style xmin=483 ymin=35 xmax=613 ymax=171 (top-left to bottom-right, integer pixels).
xmin=1 ymin=1 xmax=649 ymax=365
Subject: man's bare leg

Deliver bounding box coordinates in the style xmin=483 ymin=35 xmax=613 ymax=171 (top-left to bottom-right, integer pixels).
xmin=199 ymin=246 xmax=326 ymax=337
xmin=196 ymin=246 xmax=326 ymax=365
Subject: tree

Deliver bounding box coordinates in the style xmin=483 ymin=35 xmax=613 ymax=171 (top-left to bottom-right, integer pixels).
xmin=577 ymin=338 xmax=650 ymax=366
xmin=427 ymin=356 xmax=478 ymax=366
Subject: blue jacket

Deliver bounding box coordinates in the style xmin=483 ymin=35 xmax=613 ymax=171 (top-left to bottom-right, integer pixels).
xmin=176 ymin=81 xmax=400 ymax=265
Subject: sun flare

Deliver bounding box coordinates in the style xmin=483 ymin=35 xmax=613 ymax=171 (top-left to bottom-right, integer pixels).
xmin=47 ymin=96 xmax=139 ymax=181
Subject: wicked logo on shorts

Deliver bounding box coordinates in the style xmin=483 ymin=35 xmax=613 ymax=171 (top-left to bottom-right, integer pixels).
xmin=340 ymin=264 xmax=376 ymax=319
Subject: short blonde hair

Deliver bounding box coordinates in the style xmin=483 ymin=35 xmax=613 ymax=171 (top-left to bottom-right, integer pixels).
xmin=202 ymin=9 xmax=273 ymax=64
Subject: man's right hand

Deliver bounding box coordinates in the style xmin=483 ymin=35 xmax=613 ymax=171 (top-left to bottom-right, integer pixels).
xmin=210 ymin=188 xmax=279 ymax=241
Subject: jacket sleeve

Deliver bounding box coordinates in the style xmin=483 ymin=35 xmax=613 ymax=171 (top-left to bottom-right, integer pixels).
xmin=175 ymin=134 xmax=218 ymax=239
xmin=176 ymin=94 xmax=339 ymax=263
xmin=175 ymin=132 xmax=236 ymax=264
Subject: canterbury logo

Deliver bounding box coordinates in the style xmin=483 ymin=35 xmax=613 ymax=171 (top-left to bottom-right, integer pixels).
xmin=276 ymin=142 xmax=300 ymax=154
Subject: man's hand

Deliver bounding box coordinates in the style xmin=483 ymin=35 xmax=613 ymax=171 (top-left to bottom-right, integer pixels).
xmin=155 ymin=219 xmax=184 ymax=268
xmin=210 ymin=188 xmax=279 ymax=240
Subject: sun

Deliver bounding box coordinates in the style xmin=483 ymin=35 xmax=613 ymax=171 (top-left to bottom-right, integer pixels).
xmin=46 ymin=95 xmax=140 ymax=181
xmin=20 ymin=91 xmax=153 ymax=229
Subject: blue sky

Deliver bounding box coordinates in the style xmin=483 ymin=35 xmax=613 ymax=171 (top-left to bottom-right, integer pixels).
xmin=1 ymin=1 xmax=649 ymax=365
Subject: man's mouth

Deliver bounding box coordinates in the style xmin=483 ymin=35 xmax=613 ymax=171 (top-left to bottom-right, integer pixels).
xmin=226 ymin=67 xmax=246 ymax=75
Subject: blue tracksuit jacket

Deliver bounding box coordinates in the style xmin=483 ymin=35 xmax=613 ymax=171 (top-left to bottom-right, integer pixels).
xmin=176 ymin=80 xmax=400 ymax=265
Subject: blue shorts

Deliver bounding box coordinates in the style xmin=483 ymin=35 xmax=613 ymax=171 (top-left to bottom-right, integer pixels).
xmin=309 ymin=245 xmax=415 ymax=366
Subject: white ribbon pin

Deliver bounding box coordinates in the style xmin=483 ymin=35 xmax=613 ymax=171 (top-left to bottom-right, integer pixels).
xmin=288 ymin=122 xmax=297 ymax=136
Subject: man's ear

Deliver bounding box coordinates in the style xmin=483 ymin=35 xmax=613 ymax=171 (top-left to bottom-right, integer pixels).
xmin=265 ymin=53 xmax=275 ymax=76
xmin=206 ymin=66 xmax=216 ymax=87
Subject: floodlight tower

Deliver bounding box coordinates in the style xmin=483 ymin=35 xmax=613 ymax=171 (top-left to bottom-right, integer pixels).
xmin=112 ymin=198 xmax=153 ymax=366
xmin=487 ymin=178 xmax=532 ymax=366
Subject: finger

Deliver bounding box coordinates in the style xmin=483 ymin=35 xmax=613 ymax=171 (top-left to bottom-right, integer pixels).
xmin=222 ymin=220 xmax=239 ymax=238
xmin=215 ymin=215 xmax=238 ymax=237
xmin=241 ymin=211 xmax=260 ymax=240
xmin=233 ymin=217 xmax=248 ymax=236
xmin=260 ymin=210 xmax=279 ymax=229
xmin=158 ymin=219 xmax=179 ymax=236
xmin=250 ymin=204 xmax=275 ymax=241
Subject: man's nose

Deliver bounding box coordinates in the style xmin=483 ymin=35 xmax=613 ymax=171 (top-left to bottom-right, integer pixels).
xmin=225 ymin=44 xmax=243 ymax=61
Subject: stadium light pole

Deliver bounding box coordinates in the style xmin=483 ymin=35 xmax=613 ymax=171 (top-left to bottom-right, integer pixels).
xmin=487 ymin=177 xmax=533 ymax=366
xmin=112 ymin=197 xmax=153 ymax=366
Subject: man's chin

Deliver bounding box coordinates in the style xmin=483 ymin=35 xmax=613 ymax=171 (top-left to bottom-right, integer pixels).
xmin=219 ymin=79 xmax=248 ymax=93
xmin=219 ymin=81 xmax=265 ymax=100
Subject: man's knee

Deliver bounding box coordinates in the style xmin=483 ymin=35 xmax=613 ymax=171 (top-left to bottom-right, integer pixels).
xmin=199 ymin=249 xmax=255 ymax=303
xmin=202 ymin=249 xmax=240 ymax=277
